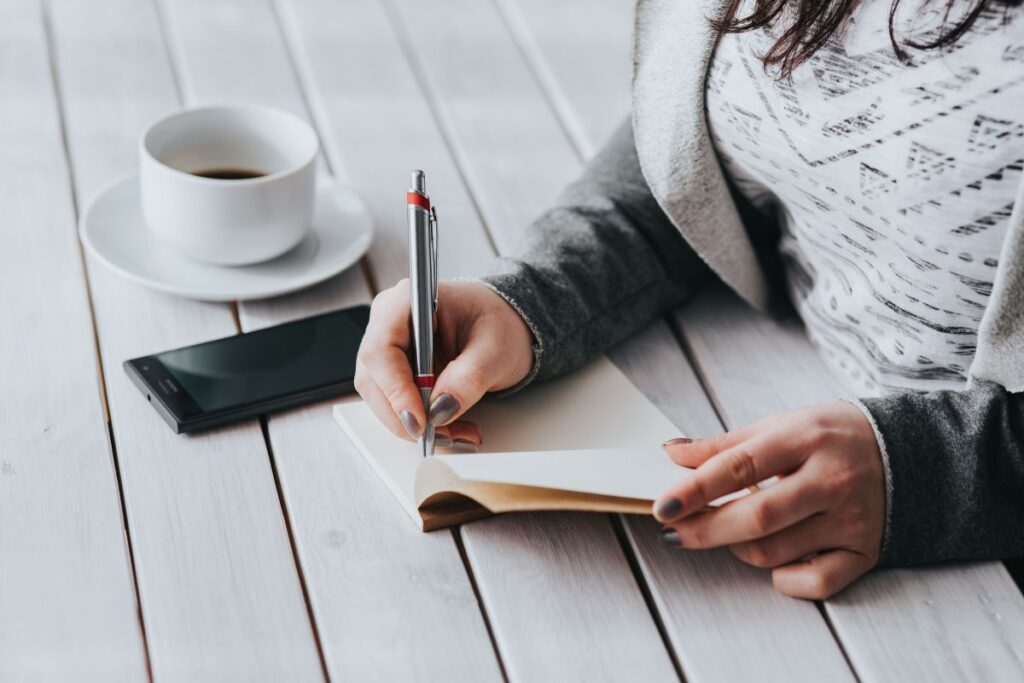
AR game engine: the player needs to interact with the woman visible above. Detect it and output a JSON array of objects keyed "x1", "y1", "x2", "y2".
[{"x1": 355, "y1": 0, "x2": 1024, "y2": 599}]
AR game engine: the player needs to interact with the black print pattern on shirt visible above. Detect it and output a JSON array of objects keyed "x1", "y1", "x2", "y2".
[{"x1": 706, "y1": 2, "x2": 1023, "y2": 395}]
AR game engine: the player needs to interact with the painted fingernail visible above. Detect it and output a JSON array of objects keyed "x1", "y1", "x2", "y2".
[
  {"x1": 400, "y1": 410, "x2": 421, "y2": 439},
  {"x1": 661, "y1": 437, "x2": 693, "y2": 448},
  {"x1": 659, "y1": 530, "x2": 682, "y2": 548},
  {"x1": 428, "y1": 393, "x2": 461, "y2": 427},
  {"x1": 435, "y1": 435, "x2": 454, "y2": 449},
  {"x1": 653, "y1": 497, "x2": 684, "y2": 522}
]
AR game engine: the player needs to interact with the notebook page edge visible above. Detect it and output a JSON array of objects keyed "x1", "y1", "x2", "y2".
[{"x1": 332, "y1": 402, "x2": 425, "y2": 529}]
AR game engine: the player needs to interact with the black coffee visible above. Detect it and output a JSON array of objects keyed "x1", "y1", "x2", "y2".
[{"x1": 191, "y1": 168, "x2": 267, "y2": 180}]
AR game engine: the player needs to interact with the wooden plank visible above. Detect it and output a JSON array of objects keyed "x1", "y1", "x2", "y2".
[
  {"x1": 679, "y1": 290, "x2": 1024, "y2": 682},
  {"x1": 494, "y1": 0, "x2": 634, "y2": 158},
  {"x1": 384, "y1": 1, "x2": 857, "y2": 681},
  {"x1": 277, "y1": 0, "x2": 675, "y2": 679},
  {"x1": 458, "y1": 513, "x2": 673, "y2": 681},
  {"x1": 46, "y1": 0, "x2": 323, "y2": 679},
  {"x1": 501, "y1": 0, "x2": 1024, "y2": 678},
  {"x1": 830, "y1": 562, "x2": 1024, "y2": 681},
  {"x1": 0, "y1": 2, "x2": 148, "y2": 679},
  {"x1": 387, "y1": 0, "x2": 860, "y2": 679},
  {"x1": 277, "y1": 0, "x2": 496, "y2": 285},
  {"x1": 158, "y1": 0, "x2": 505, "y2": 678},
  {"x1": 678, "y1": 287, "x2": 848, "y2": 426}
]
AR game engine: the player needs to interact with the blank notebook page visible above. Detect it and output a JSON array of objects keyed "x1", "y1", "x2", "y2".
[{"x1": 334, "y1": 356, "x2": 687, "y2": 518}]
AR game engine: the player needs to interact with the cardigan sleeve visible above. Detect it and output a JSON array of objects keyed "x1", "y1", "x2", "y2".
[
  {"x1": 859, "y1": 381, "x2": 1024, "y2": 566},
  {"x1": 475, "y1": 119, "x2": 714, "y2": 386},
  {"x1": 475, "y1": 120, "x2": 1024, "y2": 570}
]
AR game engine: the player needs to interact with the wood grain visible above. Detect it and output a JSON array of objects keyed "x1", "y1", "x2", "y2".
[
  {"x1": 159, "y1": 0, "x2": 505, "y2": 677},
  {"x1": 503, "y1": 3, "x2": 1024, "y2": 680},
  {"x1": 494, "y1": 0, "x2": 634, "y2": 158},
  {"x1": 278, "y1": 0, "x2": 682, "y2": 678},
  {"x1": 277, "y1": 0, "x2": 497, "y2": 286},
  {"x1": 46, "y1": 0, "x2": 323, "y2": 679},
  {"x1": 461, "y1": 512, "x2": 675, "y2": 681},
  {"x1": 0, "y1": 2, "x2": 148, "y2": 679},
  {"x1": 677, "y1": 286, "x2": 848, "y2": 425},
  {"x1": 680, "y1": 290, "x2": 1024, "y2": 681},
  {"x1": 386, "y1": 0, "x2": 855, "y2": 680},
  {"x1": 830, "y1": 562, "x2": 1024, "y2": 681}
]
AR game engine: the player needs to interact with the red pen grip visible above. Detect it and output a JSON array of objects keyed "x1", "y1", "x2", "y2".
[
  {"x1": 406, "y1": 192, "x2": 431, "y2": 210},
  {"x1": 415, "y1": 375, "x2": 436, "y2": 389}
]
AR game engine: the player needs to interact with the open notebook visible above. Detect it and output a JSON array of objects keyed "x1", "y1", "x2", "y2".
[{"x1": 333, "y1": 357, "x2": 747, "y2": 530}]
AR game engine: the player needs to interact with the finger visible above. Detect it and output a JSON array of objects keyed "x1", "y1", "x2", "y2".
[
  {"x1": 428, "y1": 344, "x2": 502, "y2": 427},
  {"x1": 653, "y1": 429, "x2": 808, "y2": 523},
  {"x1": 358, "y1": 282, "x2": 426, "y2": 427},
  {"x1": 359, "y1": 343, "x2": 426, "y2": 431},
  {"x1": 661, "y1": 438, "x2": 709, "y2": 468},
  {"x1": 729, "y1": 513, "x2": 838, "y2": 569},
  {"x1": 354, "y1": 366, "x2": 411, "y2": 440},
  {"x1": 667, "y1": 471, "x2": 829, "y2": 548},
  {"x1": 436, "y1": 420, "x2": 483, "y2": 446},
  {"x1": 662, "y1": 424, "x2": 759, "y2": 468},
  {"x1": 771, "y1": 549, "x2": 875, "y2": 600}
]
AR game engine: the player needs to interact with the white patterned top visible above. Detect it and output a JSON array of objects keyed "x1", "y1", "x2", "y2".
[{"x1": 706, "y1": 0, "x2": 1024, "y2": 396}]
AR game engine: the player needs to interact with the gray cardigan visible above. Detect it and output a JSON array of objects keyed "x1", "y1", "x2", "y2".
[{"x1": 479, "y1": 0, "x2": 1024, "y2": 567}]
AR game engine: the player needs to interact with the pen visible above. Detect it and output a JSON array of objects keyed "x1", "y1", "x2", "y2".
[{"x1": 407, "y1": 170, "x2": 439, "y2": 457}]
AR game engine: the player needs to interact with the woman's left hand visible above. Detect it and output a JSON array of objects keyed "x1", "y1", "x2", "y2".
[{"x1": 654, "y1": 401, "x2": 886, "y2": 599}]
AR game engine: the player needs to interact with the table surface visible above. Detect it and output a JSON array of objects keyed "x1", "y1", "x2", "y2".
[{"x1": 3, "y1": 0, "x2": 1024, "y2": 680}]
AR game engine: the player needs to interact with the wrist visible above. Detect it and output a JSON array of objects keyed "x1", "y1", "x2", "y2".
[
  {"x1": 458, "y1": 276, "x2": 544, "y2": 396},
  {"x1": 841, "y1": 398, "x2": 893, "y2": 562}
]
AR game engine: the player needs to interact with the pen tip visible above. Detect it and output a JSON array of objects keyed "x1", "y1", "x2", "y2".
[{"x1": 411, "y1": 170, "x2": 426, "y2": 193}]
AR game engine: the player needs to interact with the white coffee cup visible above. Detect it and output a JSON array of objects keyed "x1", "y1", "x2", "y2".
[{"x1": 140, "y1": 105, "x2": 318, "y2": 266}]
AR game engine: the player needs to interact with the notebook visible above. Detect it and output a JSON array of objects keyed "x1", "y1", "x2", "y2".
[{"x1": 333, "y1": 356, "x2": 747, "y2": 530}]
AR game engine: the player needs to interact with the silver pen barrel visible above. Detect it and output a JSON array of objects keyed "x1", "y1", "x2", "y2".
[{"x1": 409, "y1": 170, "x2": 435, "y2": 456}]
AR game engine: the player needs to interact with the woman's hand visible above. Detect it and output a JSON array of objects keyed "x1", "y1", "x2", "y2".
[
  {"x1": 654, "y1": 402, "x2": 886, "y2": 599},
  {"x1": 354, "y1": 279, "x2": 535, "y2": 447}
]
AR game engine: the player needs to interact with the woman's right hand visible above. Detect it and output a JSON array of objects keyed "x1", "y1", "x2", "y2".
[{"x1": 354, "y1": 279, "x2": 535, "y2": 447}]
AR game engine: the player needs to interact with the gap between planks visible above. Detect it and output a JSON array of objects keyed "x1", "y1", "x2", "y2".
[
  {"x1": 266, "y1": 0, "x2": 382, "y2": 299},
  {"x1": 492, "y1": 0, "x2": 592, "y2": 161},
  {"x1": 499, "y1": 7, "x2": 859, "y2": 674},
  {"x1": 39, "y1": 0, "x2": 154, "y2": 678},
  {"x1": 486, "y1": 1, "x2": 765, "y2": 673},
  {"x1": 264, "y1": 0, "x2": 512, "y2": 675},
  {"x1": 608, "y1": 514, "x2": 687, "y2": 682},
  {"x1": 451, "y1": 528, "x2": 511, "y2": 683},
  {"x1": 349, "y1": 0, "x2": 560, "y2": 675},
  {"x1": 481, "y1": 1, "x2": 861, "y2": 679},
  {"x1": 377, "y1": 2, "x2": 696, "y2": 679},
  {"x1": 55, "y1": 0, "x2": 330, "y2": 675},
  {"x1": 377, "y1": 0, "x2": 501, "y2": 259},
  {"x1": 39, "y1": 0, "x2": 113, "y2": 425},
  {"x1": 150, "y1": 0, "x2": 344, "y2": 675},
  {"x1": 156, "y1": 0, "x2": 511, "y2": 676},
  {"x1": 259, "y1": 417, "x2": 331, "y2": 682}
]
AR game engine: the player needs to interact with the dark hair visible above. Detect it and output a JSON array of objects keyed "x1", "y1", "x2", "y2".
[{"x1": 713, "y1": 0, "x2": 1023, "y2": 78}]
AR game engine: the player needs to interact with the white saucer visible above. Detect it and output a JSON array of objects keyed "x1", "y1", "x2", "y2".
[{"x1": 80, "y1": 173, "x2": 374, "y2": 301}]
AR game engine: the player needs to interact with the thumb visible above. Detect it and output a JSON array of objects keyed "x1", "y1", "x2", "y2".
[{"x1": 427, "y1": 345, "x2": 499, "y2": 427}]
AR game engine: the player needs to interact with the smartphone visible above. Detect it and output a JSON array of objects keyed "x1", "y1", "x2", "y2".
[{"x1": 124, "y1": 305, "x2": 370, "y2": 434}]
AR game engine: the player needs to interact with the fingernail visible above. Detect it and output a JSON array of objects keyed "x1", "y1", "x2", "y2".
[
  {"x1": 653, "y1": 497, "x2": 683, "y2": 522},
  {"x1": 661, "y1": 437, "x2": 693, "y2": 448},
  {"x1": 428, "y1": 393, "x2": 460, "y2": 427},
  {"x1": 400, "y1": 410, "x2": 421, "y2": 439},
  {"x1": 450, "y1": 438, "x2": 479, "y2": 453},
  {"x1": 435, "y1": 435, "x2": 454, "y2": 449},
  {"x1": 659, "y1": 530, "x2": 682, "y2": 547}
]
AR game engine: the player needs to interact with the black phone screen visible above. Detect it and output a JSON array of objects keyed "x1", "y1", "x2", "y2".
[{"x1": 126, "y1": 305, "x2": 370, "y2": 431}]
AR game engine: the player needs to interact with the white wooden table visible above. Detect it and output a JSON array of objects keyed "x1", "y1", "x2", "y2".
[{"x1": 4, "y1": 0, "x2": 1024, "y2": 680}]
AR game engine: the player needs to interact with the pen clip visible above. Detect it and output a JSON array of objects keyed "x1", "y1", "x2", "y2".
[{"x1": 429, "y1": 206, "x2": 439, "y2": 311}]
